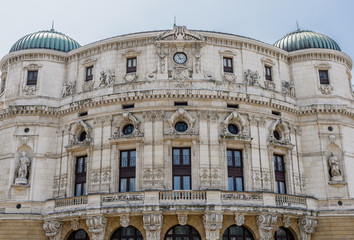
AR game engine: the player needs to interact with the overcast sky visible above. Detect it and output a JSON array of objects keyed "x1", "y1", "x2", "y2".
[{"x1": 1, "y1": 0, "x2": 353, "y2": 71}]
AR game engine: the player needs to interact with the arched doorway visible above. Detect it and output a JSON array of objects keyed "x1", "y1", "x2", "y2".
[
  {"x1": 165, "y1": 225, "x2": 201, "y2": 240},
  {"x1": 274, "y1": 227, "x2": 295, "y2": 240},
  {"x1": 222, "y1": 225, "x2": 254, "y2": 240},
  {"x1": 110, "y1": 226, "x2": 143, "y2": 240},
  {"x1": 67, "y1": 229, "x2": 89, "y2": 240}
]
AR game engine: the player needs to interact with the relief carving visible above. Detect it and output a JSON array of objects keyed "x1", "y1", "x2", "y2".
[
  {"x1": 23, "y1": 85, "x2": 37, "y2": 95},
  {"x1": 112, "y1": 113, "x2": 143, "y2": 139},
  {"x1": 167, "y1": 109, "x2": 196, "y2": 135},
  {"x1": 86, "y1": 215, "x2": 107, "y2": 240},
  {"x1": 62, "y1": 81, "x2": 76, "y2": 97},
  {"x1": 257, "y1": 214, "x2": 277, "y2": 240},
  {"x1": 143, "y1": 168, "x2": 165, "y2": 189},
  {"x1": 235, "y1": 213, "x2": 245, "y2": 226},
  {"x1": 143, "y1": 213, "x2": 163, "y2": 240},
  {"x1": 221, "y1": 111, "x2": 249, "y2": 139},
  {"x1": 43, "y1": 221, "x2": 62, "y2": 240},
  {"x1": 298, "y1": 217, "x2": 317, "y2": 240},
  {"x1": 264, "y1": 80, "x2": 276, "y2": 90},
  {"x1": 244, "y1": 69, "x2": 260, "y2": 86},
  {"x1": 223, "y1": 73, "x2": 236, "y2": 83},
  {"x1": 203, "y1": 212, "x2": 223, "y2": 240},
  {"x1": 319, "y1": 84, "x2": 333, "y2": 95},
  {"x1": 99, "y1": 70, "x2": 115, "y2": 87},
  {"x1": 120, "y1": 215, "x2": 130, "y2": 227},
  {"x1": 177, "y1": 213, "x2": 188, "y2": 225},
  {"x1": 124, "y1": 73, "x2": 138, "y2": 82},
  {"x1": 281, "y1": 81, "x2": 296, "y2": 97},
  {"x1": 156, "y1": 25, "x2": 204, "y2": 41},
  {"x1": 82, "y1": 80, "x2": 94, "y2": 92}
]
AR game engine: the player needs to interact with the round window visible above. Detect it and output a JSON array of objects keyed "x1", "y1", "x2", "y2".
[
  {"x1": 78, "y1": 131, "x2": 87, "y2": 142},
  {"x1": 228, "y1": 124, "x2": 239, "y2": 135},
  {"x1": 273, "y1": 130, "x2": 281, "y2": 140},
  {"x1": 123, "y1": 124, "x2": 134, "y2": 135},
  {"x1": 175, "y1": 121, "x2": 188, "y2": 133}
]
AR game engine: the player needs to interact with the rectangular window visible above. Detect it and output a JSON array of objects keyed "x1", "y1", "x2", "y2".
[
  {"x1": 265, "y1": 66, "x2": 272, "y2": 80},
  {"x1": 75, "y1": 156, "x2": 87, "y2": 196},
  {"x1": 173, "y1": 148, "x2": 191, "y2": 190},
  {"x1": 274, "y1": 154, "x2": 286, "y2": 194},
  {"x1": 127, "y1": 57, "x2": 137, "y2": 73},
  {"x1": 319, "y1": 70, "x2": 329, "y2": 84},
  {"x1": 119, "y1": 150, "x2": 136, "y2": 192},
  {"x1": 223, "y1": 57, "x2": 233, "y2": 73},
  {"x1": 227, "y1": 149, "x2": 244, "y2": 191},
  {"x1": 27, "y1": 70, "x2": 38, "y2": 86},
  {"x1": 86, "y1": 66, "x2": 93, "y2": 81}
]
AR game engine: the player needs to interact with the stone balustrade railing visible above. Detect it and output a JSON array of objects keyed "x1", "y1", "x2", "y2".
[{"x1": 42, "y1": 191, "x2": 317, "y2": 215}]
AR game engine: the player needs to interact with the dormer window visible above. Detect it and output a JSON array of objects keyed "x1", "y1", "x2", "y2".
[
  {"x1": 319, "y1": 70, "x2": 329, "y2": 85},
  {"x1": 86, "y1": 66, "x2": 93, "y2": 81},
  {"x1": 27, "y1": 71, "x2": 38, "y2": 86},
  {"x1": 265, "y1": 66, "x2": 272, "y2": 81},
  {"x1": 127, "y1": 57, "x2": 137, "y2": 73},
  {"x1": 223, "y1": 57, "x2": 233, "y2": 73}
]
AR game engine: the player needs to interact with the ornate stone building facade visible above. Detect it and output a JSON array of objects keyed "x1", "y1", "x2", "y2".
[{"x1": 0, "y1": 26, "x2": 353, "y2": 239}]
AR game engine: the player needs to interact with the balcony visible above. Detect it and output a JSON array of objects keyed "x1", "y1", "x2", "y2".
[{"x1": 47, "y1": 191, "x2": 316, "y2": 216}]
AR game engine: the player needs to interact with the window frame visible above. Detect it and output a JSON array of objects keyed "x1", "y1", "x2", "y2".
[
  {"x1": 127, "y1": 57, "x2": 137, "y2": 73},
  {"x1": 223, "y1": 57, "x2": 234, "y2": 73},
  {"x1": 227, "y1": 149, "x2": 244, "y2": 191},
  {"x1": 319, "y1": 69, "x2": 329, "y2": 85},
  {"x1": 265, "y1": 65, "x2": 272, "y2": 81},
  {"x1": 86, "y1": 66, "x2": 93, "y2": 81},
  {"x1": 26, "y1": 70, "x2": 38, "y2": 86},
  {"x1": 119, "y1": 149, "x2": 136, "y2": 192},
  {"x1": 172, "y1": 147, "x2": 191, "y2": 190},
  {"x1": 274, "y1": 154, "x2": 286, "y2": 194},
  {"x1": 75, "y1": 156, "x2": 87, "y2": 197}
]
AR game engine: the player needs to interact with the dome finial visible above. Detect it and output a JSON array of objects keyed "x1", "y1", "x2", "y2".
[
  {"x1": 51, "y1": 21, "x2": 55, "y2": 32},
  {"x1": 296, "y1": 20, "x2": 300, "y2": 31},
  {"x1": 173, "y1": 16, "x2": 176, "y2": 27}
]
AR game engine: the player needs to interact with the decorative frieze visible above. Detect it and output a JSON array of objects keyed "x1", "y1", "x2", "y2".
[
  {"x1": 257, "y1": 214, "x2": 277, "y2": 240},
  {"x1": 203, "y1": 212, "x2": 223, "y2": 240},
  {"x1": 143, "y1": 213, "x2": 163, "y2": 240},
  {"x1": 43, "y1": 221, "x2": 62, "y2": 240},
  {"x1": 86, "y1": 215, "x2": 107, "y2": 240}
]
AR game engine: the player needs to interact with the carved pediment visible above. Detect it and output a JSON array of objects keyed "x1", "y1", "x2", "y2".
[{"x1": 156, "y1": 26, "x2": 204, "y2": 42}]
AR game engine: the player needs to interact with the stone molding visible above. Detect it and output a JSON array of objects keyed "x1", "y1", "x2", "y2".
[
  {"x1": 43, "y1": 220, "x2": 62, "y2": 240},
  {"x1": 167, "y1": 108, "x2": 196, "y2": 135},
  {"x1": 257, "y1": 214, "x2": 277, "y2": 240},
  {"x1": 112, "y1": 113, "x2": 143, "y2": 139},
  {"x1": 143, "y1": 213, "x2": 163, "y2": 240},
  {"x1": 298, "y1": 216, "x2": 317, "y2": 240},
  {"x1": 86, "y1": 215, "x2": 107, "y2": 240},
  {"x1": 203, "y1": 212, "x2": 223, "y2": 240},
  {"x1": 220, "y1": 111, "x2": 249, "y2": 138}
]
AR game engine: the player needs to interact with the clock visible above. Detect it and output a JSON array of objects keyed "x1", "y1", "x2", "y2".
[{"x1": 173, "y1": 52, "x2": 187, "y2": 64}]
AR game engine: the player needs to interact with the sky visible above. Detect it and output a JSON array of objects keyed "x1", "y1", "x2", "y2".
[{"x1": 1, "y1": 0, "x2": 354, "y2": 72}]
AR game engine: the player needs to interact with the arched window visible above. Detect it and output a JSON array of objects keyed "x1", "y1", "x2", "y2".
[
  {"x1": 223, "y1": 225, "x2": 254, "y2": 240},
  {"x1": 165, "y1": 225, "x2": 201, "y2": 240},
  {"x1": 274, "y1": 227, "x2": 295, "y2": 240},
  {"x1": 110, "y1": 226, "x2": 143, "y2": 240},
  {"x1": 67, "y1": 229, "x2": 89, "y2": 240}
]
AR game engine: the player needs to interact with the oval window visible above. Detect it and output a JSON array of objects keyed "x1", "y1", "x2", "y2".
[
  {"x1": 273, "y1": 130, "x2": 281, "y2": 140},
  {"x1": 78, "y1": 131, "x2": 87, "y2": 142},
  {"x1": 123, "y1": 124, "x2": 134, "y2": 135},
  {"x1": 175, "y1": 122, "x2": 188, "y2": 133},
  {"x1": 228, "y1": 124, "x2": 239, "y2": 135}
]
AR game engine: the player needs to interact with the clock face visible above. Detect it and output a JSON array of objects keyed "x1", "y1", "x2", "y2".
[{"x1": 173, "y1": 52, "x2": 187, "y2": 64}]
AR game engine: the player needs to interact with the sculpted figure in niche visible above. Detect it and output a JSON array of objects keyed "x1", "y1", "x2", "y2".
[
  {"x1": 15, "y1": 152, "x2": 31, "y2": 184},
  {"x1": 329, "y1": 153, "x2": 341, "y2": 177}
]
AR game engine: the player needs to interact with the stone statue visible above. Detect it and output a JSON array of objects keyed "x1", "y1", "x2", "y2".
[
  {"x1": 15, "y1": 152, "x2": 31, "y2": 184},
  {"x1": 244, "y1": 69, "x2": 260, "y2": 86},
  {"x1": 62, "y1": 81, "x2": 76, "y2": 97},
  {"x1": 329, "y1": 153, "x2": 341, "y2": 178}
]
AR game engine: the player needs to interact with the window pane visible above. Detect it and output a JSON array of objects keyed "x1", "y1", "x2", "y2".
[
  {"x1": 75, "y1": 184, "x2": 81, "y2": 196},
  {"x1": 121, "y1": 152, "x2": 128, "y2": 167},
  {"x1": 173, "y1": 149, "x2": 180, "y2": 165},
  {"x1": 174, "y1": 176, "x2": 181, "y2": 190},
  {"x1": 129, "y1": 178, "x2": 135, "y2": 191},
  {"x1": 82, "y1": 183, "x2": 86, "y2": 195},
  {"x1": 120, "y1": 179, "x2": 127, "y2": 192},
  {"x1": 228, "y1": 177, "x2": 234, "y2": 191},
  {"x1": 275, "y1": 181, "x2": 279, "y2": 193},
  {"x1": 236, "y1": 177, "x2": 243, "y2": 191},
  {"x1": 279, "y1": 181, "x2": 286, "y2": 194},
  {"x1": 77, "y1": 158, "x2": 83, "y2": 173},
  {"x1": 130, "y1": 151, "x2": 136, "y2": 167},
  {"x1": 277, "y1": 157, "x2": 283, "y2": 171},
  {"x1": 183, "y1": 149, "x2": 190, "y2": 165},
  {"x1": 227, "y1": 150, "x2": 233, "y2": 166},
  {"x1": 133, "y1": 58, "x2": 136, "y2": 66},
  {"x1": 183, "y1": 176, "x2": 191, "y2": 190}
]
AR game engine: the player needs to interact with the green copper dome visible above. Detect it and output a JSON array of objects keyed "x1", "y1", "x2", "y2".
[
  {"x1": 10, "y1": 29, "x2": 81, "y2": 53},
  {"x1": 274, "y1": 30, "x2": 341, "y2": 52}
]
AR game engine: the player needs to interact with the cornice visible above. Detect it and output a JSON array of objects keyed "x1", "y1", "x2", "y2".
[{"x1": 0, "y1": 90, "x2": 353, "y2": 119}]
